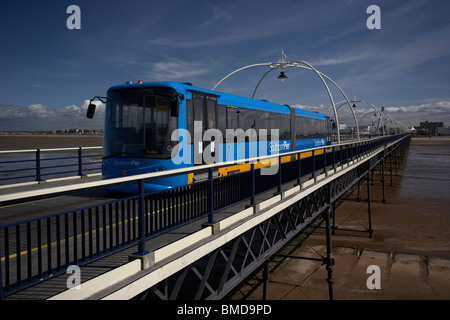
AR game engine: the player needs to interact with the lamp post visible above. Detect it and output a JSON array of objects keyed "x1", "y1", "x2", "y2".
[{"x1": 212, "y1": 50, "x2": 348, "y2": 144}]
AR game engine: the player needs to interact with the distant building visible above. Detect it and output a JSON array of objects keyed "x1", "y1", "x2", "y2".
[
  {"x1": 436, "y1": 127, "x2": 450, "y2": 136},
  {"x1": 416, "y1": 121, "x2": 445, "y2": 135},
  {"x1": 419, "y1": 121, "x2": 443, "y2": 131}
]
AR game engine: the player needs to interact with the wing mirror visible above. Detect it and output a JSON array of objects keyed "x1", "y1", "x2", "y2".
[
  {"x1": 86, "y1": 96, "x2": 109, "y2": 119},
  {"x1": 86, "y1": 103, "x2": 96, "y2": 119}
]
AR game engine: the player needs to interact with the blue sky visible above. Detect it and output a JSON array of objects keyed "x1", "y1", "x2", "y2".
[{"x1": 1, "y1": 0, "x2": 450, "y2": 130}]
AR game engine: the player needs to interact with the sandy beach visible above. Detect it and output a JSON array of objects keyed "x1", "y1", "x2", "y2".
[
  {"x1": 230, "y1": 136, "x2": 450, "y2": 300},
  {"x1": 0, "y1": 134, "x2": 103, "y2": 150}
]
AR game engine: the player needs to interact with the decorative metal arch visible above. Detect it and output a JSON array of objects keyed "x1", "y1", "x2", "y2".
[
  {"x1": 211, "y1": 51, "x2": 353, "y2": 144},
  {"x1": 351, "y1": 100, "x2": 386, "y2": 136}
]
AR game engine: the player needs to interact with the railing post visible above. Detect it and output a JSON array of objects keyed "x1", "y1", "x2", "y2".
[
  {"x1": 277, "y1": 155, "x2": 282, "y2": 195},
  {"x1": 346, "y1": 145, "x2": 349, "y2": 164},
  {"x1": 35, "y1": 149, "x2": 42, "y2": 181},
  {"x1": 0, "y1": 244, "x2": 3, "y2": 300},
  {"x1": 312, "y1": 150, "x2": 316, "y2": 180},
  {"x1": 297, "y1": 152, "x2": 302, "y2": 186},
  {"x1": 332, "y1": 146, "x2": 336, "y2": 172},
  {"x1": 138, "y1": 179, "x2": 147, "y2": 254},
  {"x1": 208, "y1": 167, "x2": 215, "y2": 224},
  {"x1": 351, "y1": 143, "x2": 354, "y2": 162},
  {"x1": 77, "y1": 147, "x2": 84, "y2": 177},
  {"x1": 250, "y1": 163, "x2": 256, "y2": 206}
]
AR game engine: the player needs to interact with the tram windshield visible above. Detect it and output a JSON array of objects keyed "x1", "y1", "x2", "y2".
[{"x1": 104, "y1": 88, "x2": 178, "y2": 159}]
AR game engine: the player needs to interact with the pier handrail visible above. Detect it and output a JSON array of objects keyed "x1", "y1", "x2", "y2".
[
  {"x1": 0, "y1": 146, "x2": 102, "y2": 186},
  {"x1": 0, "y1": 146, "x2": 102, "y2": 154},
  {"x1": 0, "y1": 136, "x2": 397, "y2": 205}
]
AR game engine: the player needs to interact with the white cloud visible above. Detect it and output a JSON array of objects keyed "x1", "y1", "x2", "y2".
[
  {"x1": 293, "y1": 101, "x2": 450, "y2": 128},
  {"x1": 384, "y1": 101, "x2": 450, "y2": 115},
  {"x1": 61, "y1": 100, "x2": 105, "y2": 118},
  {"x1": 0, "y1": 101, "x2": 105, "y2": 131},
  {"x1": 145, "y1": 58, "x2": 211, "y2": 80},
  {"x1": 28, "y1": 104, "x2": 56, "y2": 118},
  {"x1": 310, "y1": 52, "x2": 372, "y2": 67},
  {"x1": 199, "y1": 4, "x2": 232, "y2": 27}
]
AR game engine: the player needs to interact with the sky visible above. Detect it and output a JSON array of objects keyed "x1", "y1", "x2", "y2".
[{"x1": 0, "y1": 0, "x2": 450, "y2": 131}]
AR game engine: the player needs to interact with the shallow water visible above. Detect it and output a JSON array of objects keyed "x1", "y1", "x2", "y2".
[{"x1": 399, "y1": 136, "x2": 450, "y2": 201}]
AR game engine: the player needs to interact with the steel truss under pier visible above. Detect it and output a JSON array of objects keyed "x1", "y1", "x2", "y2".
[
  {"x1": 139, "y1": 186, "x2": 332, "y2": 300},
  {"x1": 131, "y1": 136, "x2": 411, "y2": 300}
]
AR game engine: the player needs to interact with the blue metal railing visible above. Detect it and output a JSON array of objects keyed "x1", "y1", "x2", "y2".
[
  {"x1": 0, "y1": 146, "x2": 102, "y2": 185},
  {"x1": 0, "y1": 134, "x2": 410, "y2": 298}
]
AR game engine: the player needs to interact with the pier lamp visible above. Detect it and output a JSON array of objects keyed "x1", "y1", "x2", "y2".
[{"x1": 277, "y1": 71, "x2": 288, "y2": 81}]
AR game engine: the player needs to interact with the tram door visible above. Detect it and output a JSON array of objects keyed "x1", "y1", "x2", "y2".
[{"x1": 192, "y1": 93, "x2": 217, "y2": 174}]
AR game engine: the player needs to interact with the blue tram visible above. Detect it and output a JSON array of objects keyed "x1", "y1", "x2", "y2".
[{"x1": 88, "y1": 81, "x2": 331, "y2": 193}]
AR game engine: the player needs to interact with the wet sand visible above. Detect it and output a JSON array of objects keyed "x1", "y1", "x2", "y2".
[
  {"x1": 0, "y1": 134, "x2": 103, "y2": 150},
  {"x1": 230, "y1": 136, "x2": 450, "y2": 300}
]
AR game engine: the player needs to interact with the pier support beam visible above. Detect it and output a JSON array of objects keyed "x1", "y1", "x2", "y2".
[
  {"x1": 389, "y1": 151, "x2": 393, "y2": 186},
  {"x1": 381, "y1": 157, "x2": 386, "y2": 204},
  {"x1": 324, "y1": 206, "x2": 334, "y2": 300},
  {"x1": 367, "y1": 172, "x2": 373, "y2": 238},
  {"x1": 263, "y1": 260, "x2": 269, "y2": 300}
]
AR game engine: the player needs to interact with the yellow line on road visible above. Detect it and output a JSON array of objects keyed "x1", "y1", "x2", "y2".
[
  {"x1": 0, "y1": 199, "x2": 196, "y2": 262},
  {"x1": 0, "y1": 195, "x2": 65, "y2": 209}
]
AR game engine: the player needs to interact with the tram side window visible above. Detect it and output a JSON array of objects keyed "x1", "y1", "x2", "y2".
[
  {"x1": 309, "y1": 119, "x2": 319, "y2": 138},
  {"x1": 256, "y1": 111, "x2": 289, "y2": 141},
  {"x1": 240, "y1": 109, "x2": 256, "y2": 130},
  {"x1": 217, "y1": 104, "x2": 227, "y2": 137},
  {"x1": 186, "y1": 100, "x2": 193, "y2": 137},
  {"x1": 312, "y1": 118, "x2": 318, "y2": 138},
  {"x1": 224, "y1": 107, "x2": 291, "y2": 141},
  {"x1": 296, "y1": 116, "x2": 326, "y2": 139},
  {"x1": 279, "y1": 113, "x2": 291, "y2": 140},
  {"x1": 227, "y1": 106, "x2": 240, "y2": 130},
  {"x1": 193, "y1": 96, "x2": 204, "y2": 128},
  {"x1": 256, "y1": 110, "x2": 269, "y2": 141},
  {"x1": 295, "y1": 116, "x2": 306, "y2": 139},
  {"x1": 267, "y1": 112, "x2": 280, "y2": 140},
  {"x1": 326, "y1": 118, "x2": 331, "y2": 137},
  {"x1": 206, "y1": 96, "x2": 216, "y2": 130},
  {"x1": 239, "y1": 108, "x2": 257, "y2": 142},
  {"x1": 320, "y1": 119, "x2": 327, "y2": 138},
  {"x1": 295, "y1": 116, "x2": 301, "y2": 139}
]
